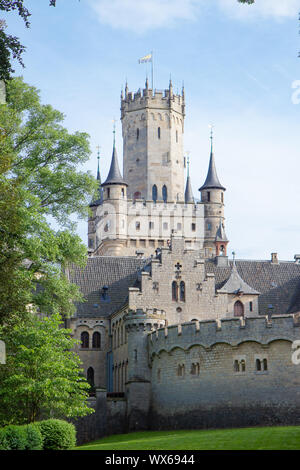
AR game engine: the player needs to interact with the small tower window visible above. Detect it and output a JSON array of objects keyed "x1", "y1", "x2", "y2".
[
  {"x1": 107, "y1": 188, "x2": 110, "y2": 199},
  {"x1": 207, "y1": 191, "x2": 210, "y2": 202},
  {"x1": 149, "y1": 221, "x2": 154, "y2": 230},
  {"x1": 81, "y1": 331, "x2": 89, "y2": 349},
  {"x1": 172, "y1": 281, "x2": 178, "y2": 302},
  {"x1": 256, "y1": 359, "x2": 262, "y2": 371},
  {"x1": 137, "y1": 128, "x2": 139, "y2": 140},
  {"x1": 180, "y1": 281, "x2": 185, "y2": 302},
  {"x1": 191, "y1": 223, "x2": 196, "y2": 232},
  {"x1": 221, "y1": 192, "x2": 224, "y2": 203},
  {"x1": 87, "y1": 367, "x2": 94, "y2": 388},
  {"x1": 136, "y1": 221, "x2": 140, "y2": 231},
  {"x1": 152, "y1": 185, "x2": 157, "y2": 203},
  {"x1": 249, "y1": 301, "x2": 253, "y2": 312},
  {"x1": 162, "y1": 185, "x2": 168, "y2": 203},
  {"x1": 158, "y1": 127, "x2": 161, "y2": 139},
  {"x1": 207, "y1": 223, "x2": 211, "y2": 231},
  {"x1": 121, "y1": 188, "x2": 125, "y2": 198}
]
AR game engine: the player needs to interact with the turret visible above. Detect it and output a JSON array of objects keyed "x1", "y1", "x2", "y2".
[
  {"x1": 102, "y1": 125, "x2": 128, "y2": 201},
  {"x1": 184, "y1": 156, "x2": 194, "y2": 204},
  {"x1": 88, "y1": 147, "x2": 103, "y2": 253},
  {"x1": 199, "y1": 129, "x2": 227, "y2": 258}
]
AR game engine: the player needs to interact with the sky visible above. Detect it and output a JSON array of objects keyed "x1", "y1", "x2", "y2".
[{"x1": 2, "y1": 0, "x2": 300, "y2": 261}]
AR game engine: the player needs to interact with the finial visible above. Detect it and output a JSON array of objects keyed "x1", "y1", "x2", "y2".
[
  {"x1": 112, "y1": 118, "x2": 116, "y2": 148},
  {"x1": 121, "y1": 87, "x2": 124, "y2": 100},
  {"x1": 185, "y1": 151, "x2": 191, "y2": 177},
  {"x1": 232, "y1": 251, "x2": 236, "y2": 266},
  {"x1": 125, "y1": 80, "x2": 128, "y2": 98},
  {"x1": 145, "y1": 76, "x2": 149, "y2": 89},
  {"x1": 96, "y1": 145, "x2": 101, "y2": 181},
  {"x1": 209, "y1": 124, "x2": 214, "y2": 153}
]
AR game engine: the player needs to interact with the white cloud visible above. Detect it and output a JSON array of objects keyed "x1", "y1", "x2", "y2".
[
  {"x1": 89, "y1": 0, "x2": 199, "y2": 34},
  {"x1": 217, "y1": 0, "x2": 300, "y2": 20},
  {"x1": 89, "y1": 0, "x2": 299, "y2": 33}
]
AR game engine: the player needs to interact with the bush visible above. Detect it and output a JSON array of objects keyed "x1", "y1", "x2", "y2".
[
  {"x1": 37, "y1": 419, "x2": 76, "y2": 450},
  {"x1": 24, "y1": 424, "x2": 43, "y2": 450},
  {"x1": 0, "y1": 428, "x2": 10, "y2": 450},
  {"x1": 2, "y1": 425, "x2": 27, "y2": 450}
]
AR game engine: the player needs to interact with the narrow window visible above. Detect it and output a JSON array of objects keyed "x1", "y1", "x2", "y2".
[
  {"x1": 191, "y1": 223, "x2": 196, "y2": 232},
  {"x1": 107, "y1": 188, "x2": 110, "y2": 199},
  {"x1": 263, "y1": 359, "x2": 268, "y2": 371},
  {"x1": 149, "y1": 221, "x2": 154, "y2": 230},
  {"x1": 137, "y1": 128, "x2": 139, "y2": 140},
  {"x1": 163, "y1": 222, "x2": 168, "y2": 230},
  {"x1": 256, "y1": 359, "x2": 262, "y2": 371},
  {"x1": 234, "y1": 360, "x2": 240, "y2": 372},
  {"x1": 121, "y1": 188, "x2": 125, "y2": 198},
  {"x1": 162, "y1": 185, "x2": 168, "y2": 203},
  {"x1": 176, "y1": 130, "x2": 178, "y2": 143},
  {"x1": 221, "y1": 192, "x2": 224, "y2": 203},
  {"x1": 152, "y1": 184, "x2": 158, "y2": 203},
  {"x1": 172, "y1": 281, "x2": 178, "y2": 301},
  {"x1": 249, "y1": 301, "x2": 253, "y2": 312},
  {"x1": 180, "y1": 281, "x2": 185, "y2": 302},
  {"x1": 207, "y1": 223, "x2": 211, "y2": 231},
  {"x1": 92, "y1": 332, "x2": 101, "y2": 349},
  {"x1": 177, "y1": 223, "x2": 182, "y2": 230},
  {"x1": 157, "y1": 369, "x2": 161, "y2": 383},
  {"x1": 158, "y1": 127, "x2": 161, "y2": 139},
  {"x1": 136, "y1": 221, "x2": 140, "y2": 231},
  {"x1": 207, "y1": 191, "x2": 210, "y2": 202},
  {"x1": 81, "y1": 331, "x2": 89, "y2": 349},
  {"x1": 241, "y1": 360, "x2": 246, "y2": 372}
]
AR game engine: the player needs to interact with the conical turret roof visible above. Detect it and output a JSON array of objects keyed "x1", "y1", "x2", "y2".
[
  {"x1": 185, "y1": 175, "x2": 194, "y2": 203},
  {"x1": 199, "y1": 133, "x2": 225, "y2": 191},
  {"x1": 219, "y1": 262, "x2": 260, "y2": 295},
  {"x1": 90, "y1": 150, "x2": 104, "y2": 207},
  {"x1": 216, "y1": 220, "x2": 228, "y2": 242},
  {"x1": 102, "y1": 138, "x2": 127, "y2": 187}
]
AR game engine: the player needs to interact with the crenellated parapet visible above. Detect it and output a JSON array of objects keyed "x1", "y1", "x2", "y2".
[
  {"x1": 124, "y1": 308, "x2": 166, "y2": 332},
  {"x1": 148, "y1": 314, "x2": 300, "y2": 359}
]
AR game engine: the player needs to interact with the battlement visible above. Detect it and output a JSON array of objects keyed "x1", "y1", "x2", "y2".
[
  {"x1": 121, "y1": 86, "x2": 184, "y2": 117},
  {"x1": 148, "y1": 315, "x2": 300, "y2": 357}
]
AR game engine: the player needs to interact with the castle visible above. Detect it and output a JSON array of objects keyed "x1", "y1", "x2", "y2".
[{"x1": 66, "y1": 80, "x2": 300, "y2": 440}]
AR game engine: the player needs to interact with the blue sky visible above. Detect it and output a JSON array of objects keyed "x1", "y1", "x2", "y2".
[{"x1": 2, "y1": 0, "x2": 300, "y2": 260}]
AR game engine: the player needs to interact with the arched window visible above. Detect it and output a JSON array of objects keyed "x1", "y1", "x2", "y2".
[
  {"x1": 107, "y1": 188, "x2": 110, "y2": 199},
  {"x1": 158, "y1": 127, "x2": 161, "y2": 139},
  {"x1": 92, "y1": 332, "x2": 101, "y2": 349},
  {"x1": 180, "y1": 281, "x2": 185, "y2": 302},
  {"x1": 263, "y1": 358, "x2": 268, "y2": 371},
  {"x1": 87, "y1": 367, "x2": 94, "y2": 388},
  {"x1": 162, "y1": 185, "x2": 168, "y2": 203},
  {"x1": 172, "y1": 281, "x2": 178, "y2": 302},
  {"x1": 256, "y1": 359, "x2": 262, "y2": 371},
  {"x1": 137, "y1": 128, "x2": 139, "y2": 140},
  {"x1": 152, "y1": 185, "x2": 157, "y2": 203},
  {"x1": 81, "y1": 331, "x2": 89, "y2": 349},
  {"x1": 234, "y1": 301, "x2": 244, "y2": 317}
]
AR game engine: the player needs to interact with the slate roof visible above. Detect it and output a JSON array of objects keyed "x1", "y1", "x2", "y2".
[
  {"x1": 184, "y1": 175, "x2": 194, "y2": 203},
  {"x1": 218, "y1": 263, "x2": 260, "y2": 295},
  {"x1": 67, "y1": 257, "x2": 149, "y2": 317},
  {"x1": 205, "y1": 259, "x2": 300, "y2": 316},
  {"x1": 198, "y1": 145, "x2": 225, "y2": 191},
  {"x1": 102, "y1": 146, "x2": 127, "y2": 187}
]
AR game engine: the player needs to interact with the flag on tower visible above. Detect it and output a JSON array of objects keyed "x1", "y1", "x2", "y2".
[{"x1": 138, "y1": 53, "x2": 152, "y2": 64}]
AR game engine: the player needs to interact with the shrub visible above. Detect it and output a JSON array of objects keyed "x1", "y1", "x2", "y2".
[
  {"x1": 0, "y1": 428, "x2": 10, "y2": 450},
  {"x1": 24, "y1": 423, "x2": 43, "y2": 450},
  {"x1": 37, "y1": 419, "x2": 76, "y2": 450},
  {"x1": 3, "y1": 425, "x2": 27, "y2": 450}
]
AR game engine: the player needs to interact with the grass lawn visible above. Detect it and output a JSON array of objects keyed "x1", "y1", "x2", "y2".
[{"x1": 75, "y1": 426, "x2": 300, "y2": 450}]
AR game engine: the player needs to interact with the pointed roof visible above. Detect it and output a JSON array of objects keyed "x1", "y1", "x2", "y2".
[
  {"x1": 219, "y1": 262, "x2": 260, "y2": 295},
  {"x1": 216, "y1": 220, "x2": 228, "y2": 242},
  {"x1": 184, "y1": 157, "x2": 194, "y2": 203},
  {"x1": 90, "y1": 148, "x2": 104, "y2": 207},
  {"x1": 199, "y1": 131, "x2": 225, "y2": 192},
  {"x1": 102, "y1": 129, "x2": 127, "y2": 187}
]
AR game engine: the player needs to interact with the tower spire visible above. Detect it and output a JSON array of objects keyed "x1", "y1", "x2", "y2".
[
  {"x1": 102, "y1": 123, "x2": 127, "y2": 187},
  {"x1": 199, "y1": 126, "x2": 225, "y2": 191},
  {"x1": 184, "y1": 155, "x2": 194, "y2": 204}
]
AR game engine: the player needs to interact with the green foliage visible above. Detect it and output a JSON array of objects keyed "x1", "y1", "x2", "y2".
[
  {"x1": 0, "y1": 428, "x2": 9, "y2": 449},
  {"x1": 0, "y1": 313, "x2": 93, "y2": 425},
  {"x1": 2, "y1": 424, "x2": 27, "y2": 450},
  {"x1": 24, "y1": 423, "x2": 43, "y2": 450},
  {"x1": 37, "y1": 419, "x2": 76, "y2": 450},
  {"x1": 0, "y1": 77, "x2": 97, "y2": 326}
]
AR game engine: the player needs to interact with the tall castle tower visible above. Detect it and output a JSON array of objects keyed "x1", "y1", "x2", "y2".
[{"x1": 121, "y1": 79, "x2": 185, "y2": 202}]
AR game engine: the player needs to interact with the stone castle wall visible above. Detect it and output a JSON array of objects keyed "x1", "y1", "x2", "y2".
[{"x1": 147, "y1": 315, "x2": 300, "y2": 429}]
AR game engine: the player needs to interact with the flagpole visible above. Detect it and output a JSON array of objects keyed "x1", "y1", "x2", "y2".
[{"x1": 151, "y1": 50, "x2": 154, "y2": 90}]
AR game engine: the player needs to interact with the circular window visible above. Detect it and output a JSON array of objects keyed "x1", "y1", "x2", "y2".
[{"x1": 176, "y1": 307, "x2": 182, "y2": 313}]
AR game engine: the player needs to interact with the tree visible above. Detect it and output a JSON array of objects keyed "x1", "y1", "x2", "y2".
[
  {"x1": 0, "y1": 77, "x2": 98, "y2": 326},
  {"x1": 0, "y1": 313, "x2": 93, "y2": 425}
]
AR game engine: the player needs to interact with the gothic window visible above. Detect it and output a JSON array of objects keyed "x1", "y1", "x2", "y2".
[
  {"x1": 234, "y1": 301, "x2": 244, "y2": 317},
  {"x1": 121, "y1": 188, "x2": 125, "y2": 198},
  {"x1": 191, "y1": 362, "x2": 200, "y2": 376},
  {"x1": 152, "y1": 185, "x2": 158, "y2": 203},
  {"x1": 241, "y1": 360, "x2": 246, "y2": 372},
  {"x1": 180, "y1": 281, "x2": 185, "y2": 302},
  {"x1": 136, "y1": 221, "x2": 141, "y2": 231},
  {"x1": 191, "y1": 223, "x2": 196, "y2": 232},
  {"x1": 263, "y1": 359, "x2": 268, "y2": 371},
  {"x1": 172, "y1": 281, "x2": 178, "y2": 302},
  {"x1": 137, "y1": 128, "x2": 139, "y2": 140},
  {"x1": 234, "y1": 360, "x2": 239, "y2": 372},
  {"x1": 158, "y1": 127, "x2": 161, "y2": 139},
  {"x1": 177, "y1": 364, "x2": 185, "y2": 377},
  {"x1": 256, "y1": 359, "x2": 262, "y2": 371},
  {"x1": 92, "y1": 332, "x2": 101, "y2": 349},
  {"x1": 162, "y1": 185, "x2": 168, "y2": 203},
  {"x1": 234, "y1": 358, "x2": 246, "y2": 373},
  {"x1": 87, "y1": 367, "x2": 94, "y2": 388},
  {"x1": 88, "y1": 238, "x2": 94, "y2": 248},
  {"x1": 81, "y1": 331, "x2": 89, "y2": 349},
  {"x1": 149, "y1": 221, "x2": 154, "y2": 230},
  {"x1": 207, "y1": 223, "x2": 211, "y2": 231},
  {"x1": 107, "y1": 188, "x2": 110, "y2": 199},
  {"x1": 207, "y1": 191, "x2": 210, "y2": 202}
]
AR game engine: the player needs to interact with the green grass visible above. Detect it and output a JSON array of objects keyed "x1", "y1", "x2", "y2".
[{"x1": 75, "y1": 426, "x2": 300, "y2": 450}]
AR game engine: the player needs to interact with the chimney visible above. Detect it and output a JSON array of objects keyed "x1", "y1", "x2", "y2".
[
  {"x1": 271, "y1": 253, "x2": 279, "y2": 265},
  {"x1": 294, "y1": 255, "x2": 300, "y2": 264}
]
